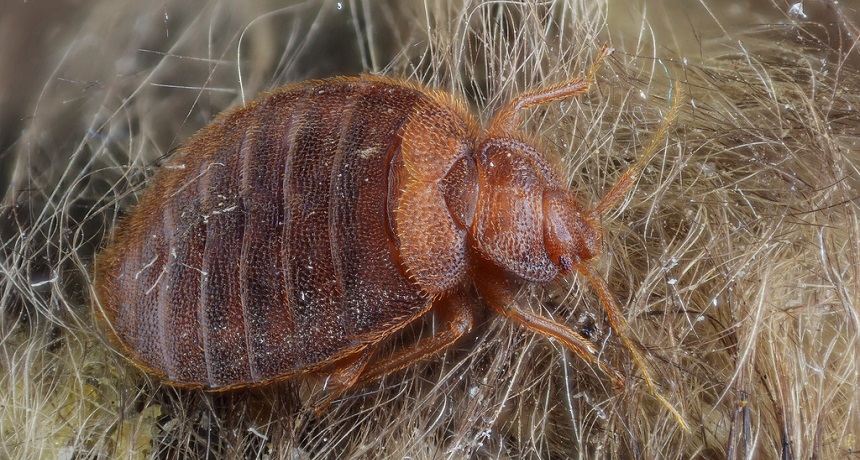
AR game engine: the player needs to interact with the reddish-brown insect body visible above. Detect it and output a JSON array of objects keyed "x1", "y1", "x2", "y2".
[{"x1": 95, "y1": 48, "x2": 683, "y2": 415}]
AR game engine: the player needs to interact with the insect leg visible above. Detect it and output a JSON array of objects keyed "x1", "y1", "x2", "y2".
[
  {"x1": 475, "y1": 272, "x2": 625, "y2": 387},
  {"x1": 312, "y1": 344, "x2": 377, "y2": 413},
  {"x1": 351, "y1": 288, "x2": 474, "y2": 388}
]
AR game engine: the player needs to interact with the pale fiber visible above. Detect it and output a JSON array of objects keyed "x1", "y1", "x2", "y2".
[{"x1": 1, "y1": 0, "x2": 858, "y2": 458}]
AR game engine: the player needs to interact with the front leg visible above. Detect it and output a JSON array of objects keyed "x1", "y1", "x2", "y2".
[
  {"x1": 475, "y1": 263, "x2": 689, "y2": 430},
  {"x1": 473, "y1": 266, "x2": 625, "y2": 387}
]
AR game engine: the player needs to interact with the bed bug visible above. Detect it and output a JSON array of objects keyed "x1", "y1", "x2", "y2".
[{"x1": 94, "y1": 47, "x2": 684, "y2": 421}]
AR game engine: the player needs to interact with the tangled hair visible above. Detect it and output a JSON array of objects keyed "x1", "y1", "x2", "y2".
[{"x1": 1, "y1": 0, "x2": 858, "y2": 458}]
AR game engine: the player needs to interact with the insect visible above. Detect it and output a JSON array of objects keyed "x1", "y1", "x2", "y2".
[{"x1": 94, "y1": 47, "x2": 684, "y2": 422}]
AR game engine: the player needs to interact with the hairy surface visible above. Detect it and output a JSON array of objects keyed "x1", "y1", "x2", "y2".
[{"x1": 1, "y1": 0, "x2": 858, "y2": 458}]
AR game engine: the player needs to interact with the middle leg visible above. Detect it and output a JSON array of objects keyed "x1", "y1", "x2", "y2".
[{"x1": 351, "y1": 288, "x2": 475, "y2": 388}]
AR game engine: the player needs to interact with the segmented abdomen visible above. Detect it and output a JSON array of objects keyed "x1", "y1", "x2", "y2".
[{"x1": 96, "y1": 78, "x2": 432, "y2": 388}]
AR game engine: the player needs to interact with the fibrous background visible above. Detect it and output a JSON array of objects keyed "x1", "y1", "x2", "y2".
[{"x1": 1, "y1": 0, "x2": 858, "y2": 458}]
